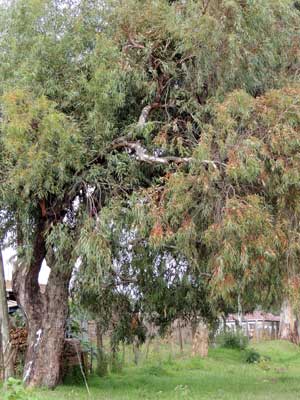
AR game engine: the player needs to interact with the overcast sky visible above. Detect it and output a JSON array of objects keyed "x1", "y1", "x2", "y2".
[{"x1": 3, "y1": 247, "x2": 50, "y2": 284}]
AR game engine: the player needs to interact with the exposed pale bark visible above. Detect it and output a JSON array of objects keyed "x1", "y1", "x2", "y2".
[
  {"x1": 192, "y1": 321, "x2": 209, "y2": 358},
  {"x1": 112, "y1": 138, "x2": 223, "y2": 167},
  {"x1": 191, "y1": 319, "x2": 198, "y2": 340},
  {"x1": 279, "y1": 298, "x2": 300, "y2": 344},
  {"x1": 13, "y1": 218, "x2": 72, "y2": 388},
  {"x1": 137, "y1": 103, "x2": 159, "y2": 127},
  {"x1": 0, "y1": 246, "x2": 14, "y2": 380},
  {"x1": 110, "y1": 103, "x2": 223, "y2": 168}
]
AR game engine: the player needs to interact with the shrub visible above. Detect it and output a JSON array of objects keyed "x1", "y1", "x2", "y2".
[
  {"x1": 96, "y1": 348, "x2": 108, "y2": 377},
  {"x1": 143, "y1": 365, "x2": 169, "y2": 377},
  {"x1": 245, "y1": 348, "x2": 271, "y2": 365},
  {"x1": 110, "y1": 352, "x2": 123, "y2": 374},
  {"x1": 245, "y1": 348, "x2": 261, "y2": 363},
  {"x1": 63, "y1": 365, "x2": 85, "y2": 385},
  {"x1": 216, "y1": 330, "x2": 249, "y2": 350},
  {"x1": 3, "y1": 378, "x2": 36, "y2": 400}
]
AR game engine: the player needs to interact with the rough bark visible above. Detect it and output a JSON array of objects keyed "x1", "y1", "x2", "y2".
[
  {"x1": 0, "y1": 321, "x2": 3, "y2": 380},
  {"x1": 0, "y1": 246, "x2": 14, "y2": 380},
  {"x1": 279, "y1": 298, "x2": 300, "y2": 344},
  {"x1": 13, "y1": 218, "x2": 72, "y2": 388}
]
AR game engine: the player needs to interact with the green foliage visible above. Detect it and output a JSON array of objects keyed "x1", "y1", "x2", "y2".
[
  {"x1": 245, "y1": 348, "x2": 261, "y2": 364},
  {"x1": 110, "y1": 352, "x2": 123, "y2": 374},
  {"x1": 10, "y1": 310, "x2": 26, "y2": 328},
  {"x1": 96, "y1": 348, "x2": 108, "y2": 377},
  {"x1": 142, "y1": 364, "x2": 169, "y2": 377},
  {"x1": 1, "y1": 90, "x2": 84, "y2": 201},
  {"x1": 3, "y1": 378, "x2": 36, "y2": 400},
  {"x1": 216, "y1": 330, "x2": 249, "y2": 350},
  {"x1": 62, "y1": 366, "x2": 85, "y2": 386}
]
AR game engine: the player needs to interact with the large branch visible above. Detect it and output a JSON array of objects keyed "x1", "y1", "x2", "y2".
[
  {"x1": 111, "y1": 104, "x2": 222, "y2": 168},
  {"x1": 112, "y1": 139, "x2": 191, "y2": 164},
  {"x1": 112, "y1": 138, "x2": 221, "y2": 168}
]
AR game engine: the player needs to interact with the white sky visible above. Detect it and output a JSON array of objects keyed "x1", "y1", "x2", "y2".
[{"x1": 3, "y1": 247, "x2": 50, "y2": 284}]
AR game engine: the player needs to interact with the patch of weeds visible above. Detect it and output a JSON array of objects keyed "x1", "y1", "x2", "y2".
[
  {"x1": 185, "y1": 356, "x2": 203, "y2": 370},
  {"x1": 63, "y1": 365, "x2": 86, "y2": 385},
  {"x1": 164, "y1": 354, "x2": 176, "y2": 366},
  {"x1": 174, "y1": 384, "x2": 190, "y2": 398},
  {"x1": 216, "y1": 330, "x2": 249, "y2": 350},
  {"x1": 142, "y1": 364, "x2": 170, "y2": 377},
  {"x1": 258, "y1": 358, "x2": 271, "y2": 371},
  {"x1": 110, "y1": 353, "x2": 123, "y2": 374},
  {"x1": 3, "y1": 378, "x2": 37, "y2": 400},
  {"x1": 245, "y1": 348, "x2": 261, "y2": 364}
]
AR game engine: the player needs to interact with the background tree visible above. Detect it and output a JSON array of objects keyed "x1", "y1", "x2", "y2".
[{"x1": 0, "y1": 0, "x2": 145, "y2": 387}]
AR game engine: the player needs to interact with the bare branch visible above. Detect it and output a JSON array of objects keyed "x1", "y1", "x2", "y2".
[
  {"x1": 113, "y1": 139, "x2": 191, "y2": 164},
  {"x1": 110, "y1": 103, "x2": 223, "y2": 168},
  {"x1": 112, "y1": 138, "x2": 222, "y2": 168},
  {"x1": 123, "y1": 36, "x2": 145, "y2": 52}
]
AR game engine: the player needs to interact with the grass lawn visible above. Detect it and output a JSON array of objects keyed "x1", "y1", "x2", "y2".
[{"x1": 4, "y1": 340, "x2": 300, "y2": 400}]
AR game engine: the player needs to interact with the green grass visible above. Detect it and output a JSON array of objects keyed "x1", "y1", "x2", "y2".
[{"x1": 5, "y1": 340, "x2": 300, "y2": 400}]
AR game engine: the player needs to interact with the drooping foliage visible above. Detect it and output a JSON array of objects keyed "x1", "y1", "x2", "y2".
[{"x1": 74, "y1": 0, "x2": 300, "y2": 328}]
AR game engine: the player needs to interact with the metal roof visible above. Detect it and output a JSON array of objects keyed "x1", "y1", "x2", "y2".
[{"x1": 227, "y1": 311, "x2": 280, "y2": 323}]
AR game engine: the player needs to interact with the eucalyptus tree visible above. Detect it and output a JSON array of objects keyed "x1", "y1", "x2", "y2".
[
  {"x1": 0, "y1": 0, "x2": 144, "y2": 387},
  {"x1": 0, "y1": 0, "x2": 299, "y2": 389}
]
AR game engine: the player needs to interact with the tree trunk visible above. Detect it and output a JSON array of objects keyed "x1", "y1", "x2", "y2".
[
  {"x1": 191, "y1": 319, "x2": 198, "y2": 341},
  {"x1": 192, "y1": 321, "x2": 209, "y2": 358},
  {"x1": 0, "y1": 246, "x2": 14, "y2": 380},
  {"x1": 132, "y1": 337, "x2": 140, "y2": 365},
  {"x1": 13, "y1": 219, "x2": 72, "y2": 388},
  {"x1": 122, "y1": 342, "x2": 126, "y2": 364},
  {"x1": 145, "y1": 336, "x2": 151, "y2": 360},
  {"x1": 178, "y1": 320, "x2": 183, "y2": 353},
  {"x1": 0, "y1": 318, "x2": 3, "y2": 380},
  {"x1": 96, "y1": 320, "x2": 107, "y2": 377},
  {"x1": 279, "y1": 298, "x2": 300, "y2": 344},
  {"x1": 18, "y1": 269, "x2": 70, "y2": 388}
]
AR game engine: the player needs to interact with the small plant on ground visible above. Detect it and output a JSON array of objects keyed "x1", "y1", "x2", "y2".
[
  {"x1": 216, "y1": 330, "x2": 249, "y2": 350},
  {"x1": 245, "y1": 348, "x2": 271, "y2": 366},
  {"x1": 3, "y1": 378, "x2": 36, "y2": 400},
  {"x1": 245, "y1": 348, "x2": 261, "y2": 363},
  {"x1": 143, "y1": 364, "x2": 169, "y2": 377}
]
